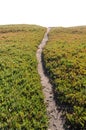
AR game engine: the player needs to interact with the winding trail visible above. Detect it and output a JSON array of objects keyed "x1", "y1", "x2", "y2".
[{"x1": 36, "y1": 28, "x2": 65, "y2": 130}]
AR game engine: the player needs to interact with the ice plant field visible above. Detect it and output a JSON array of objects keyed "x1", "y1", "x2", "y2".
[
  {"x1": 43, "y1": 27, "x2": 86, "y2": 130},
  {"x1": 0, "y1": 25, "x2": 48, "y2": 129}
]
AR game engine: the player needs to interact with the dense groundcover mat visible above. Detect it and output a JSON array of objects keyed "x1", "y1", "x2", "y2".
[
  {"x1": 43, "y1": 27, "x2": 86, "y2": 130},
  {"x1": 0, "y1": 25, "x2": 48, "y2": 129}
]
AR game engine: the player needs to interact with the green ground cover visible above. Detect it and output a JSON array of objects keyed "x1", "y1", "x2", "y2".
[
  {"x1": 0, "y1": 25, "x2": 48, "y2": 129},
  {"x1": 43, "y1": 27, "x2": 86, "y2": 130}
]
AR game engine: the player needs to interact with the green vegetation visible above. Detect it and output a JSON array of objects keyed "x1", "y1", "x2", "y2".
[
  {"x1": 0, "y1": 25, "x2": 48, "y2": 129},
  {"x1": 43, "y1": 27, "x2": 86, "y2": 130}
]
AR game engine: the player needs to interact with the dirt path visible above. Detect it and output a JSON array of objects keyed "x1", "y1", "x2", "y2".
[{"x1": 36, "y1": 28, "x2": 65, "y2": 130}]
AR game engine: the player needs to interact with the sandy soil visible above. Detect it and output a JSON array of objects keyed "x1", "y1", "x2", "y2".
[{"x1": 36, "y1": 28, "x2": 65, "y2": 130}]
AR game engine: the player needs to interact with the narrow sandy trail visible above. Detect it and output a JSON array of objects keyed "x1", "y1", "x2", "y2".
[{"x1": 36, "y1": 28, "x2": 65, "y2": 130}]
